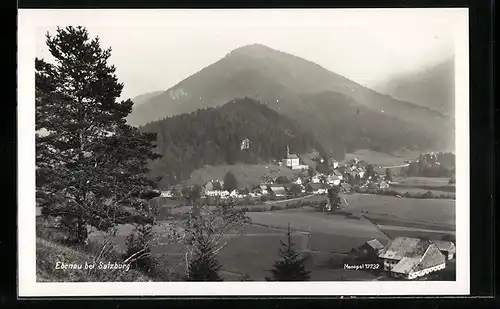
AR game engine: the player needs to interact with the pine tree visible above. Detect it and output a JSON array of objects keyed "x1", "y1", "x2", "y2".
[
  {"x1": 385, "y1": 168, "x2": 393, "y2": 182},
  {"x1": 124, "y1": 223, "x2": 157, "y2": 275},
  {"x1": 266, "y1": 223, "x2": 310, "y2": 281},
  {"x1": 184, "y1": 226, "x2": 223, "y2": 281},
  {"x1": 35, "y1": 26, "x2": 161, "y2": 245},
  {"x1": 223, "y1": 171, "x2": 238, "y2": 192},
  {"x1": 327, "y1": 186, "x2": 341, "y2": 210}
]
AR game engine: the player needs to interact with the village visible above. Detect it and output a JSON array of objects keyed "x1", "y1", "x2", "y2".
[
  {"x1": 154, "y1": 146, "x2": 456, "y2": 281},
  {"x1": 34, "y1": 141, "x2": 456, "y2": 281},
  {"x1": 160, "y1": 146, "x2": 391, "y2": 204}
]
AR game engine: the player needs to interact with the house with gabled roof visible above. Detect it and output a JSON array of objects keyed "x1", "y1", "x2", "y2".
[
  {"x1": 204, "y1": 180, "x2": 226, "y2": 197},
  {"x1": 308, "y1": 183, "x2": 328, "y2": 194},
  {"x1": 378, "y1": 237, "x2": 447, "y2": 280},
  {"x1": 340, "y1": 183, "x2": 352, "y2": 193},
  {"x1": 268, "y1": 185, "x2": 286, "y2": 197},
  {"x1": 356, "y1": 239, "x2": 385, "y2": 259},
  {"x1": 326, "y1": 174, "x2": 341, "y2": 185},
  {"x1": 430, "y1": 240, "x2": 456, "y2": 260},
  {"x1": 328, "y1": 158, "x2": 339, "y2": 169},
  {"x1": 332, "y1": 169, "x2": 343, "y2": 179}
]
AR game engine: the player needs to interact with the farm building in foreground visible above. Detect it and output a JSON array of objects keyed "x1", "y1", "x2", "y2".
[
  {"x1": 378, "y1": 237, "x2": 447, "y2": 280},
  {"x1": 354, "y1": 239, "x2": 385, "y2": 260},
  {"x1": 430, "y1": 240, "x2": 456, "y2": 260}
]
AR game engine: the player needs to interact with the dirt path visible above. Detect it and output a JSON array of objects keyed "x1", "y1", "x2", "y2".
[
  {"x1": 381, "y1": 163, "x2": 410, "y2": 169},
  {"x1": 264, "y1": 194, "x2": 316, "y2": 205}
]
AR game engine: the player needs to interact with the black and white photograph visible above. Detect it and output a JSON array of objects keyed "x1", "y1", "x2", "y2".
[{"x1": 18, "y1": 8, "x2": 470, "y2": 296}]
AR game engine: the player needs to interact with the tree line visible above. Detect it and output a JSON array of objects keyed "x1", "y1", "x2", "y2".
[{"x1": 401, "y1": 152, "x2": 455, "y2": 178}]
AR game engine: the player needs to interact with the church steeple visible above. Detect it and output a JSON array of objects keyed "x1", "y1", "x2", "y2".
[{"x1": 286, "y1": 145, "x2": 290, "y2": 157}]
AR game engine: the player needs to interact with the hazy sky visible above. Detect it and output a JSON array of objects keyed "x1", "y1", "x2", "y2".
[{"x1": 32, "y1": 9, "x2": 466, "y2": 100}]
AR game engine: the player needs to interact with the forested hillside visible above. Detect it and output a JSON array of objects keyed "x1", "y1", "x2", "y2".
[
  {"x1": 295, "y1": 91, "x2": 447, "y2": 156},
  {"x1": 141, "y1": 98, "x2": 325, "y2": 188}
]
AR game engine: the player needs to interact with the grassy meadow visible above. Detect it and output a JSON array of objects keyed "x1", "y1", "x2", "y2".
[{"x1": 185, "y1": 164, "x2": 298, "y2": 187}]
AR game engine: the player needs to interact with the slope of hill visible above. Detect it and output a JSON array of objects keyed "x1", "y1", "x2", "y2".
[
  {"x1": 128, "y1": 44, "x2": 454, "y2": 154},
  {"x1": 295, "y1": 91, "x2": 452, "y2": 157},
  {"x1": 376, "y1": 57, "x2": 455, "y2": 116},
  {"x1": 131, "y1": 90, "x2": 165, "y2": 106},
  {"x1": 184, "y1": 164, "x2": 296, "y2": 188},
  {"x1": 141, "y1": 97, "x2": 325, "y2": 188},
  {"x1": 36, "y1": 237, "x2": 149, "y2": 282}
]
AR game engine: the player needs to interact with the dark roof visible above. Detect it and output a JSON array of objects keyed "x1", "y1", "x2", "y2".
[
  {"x1": 333, "y1": 170, "x2": 342, "y2": 176},
  {"x1": 340, "y1": 183, "x2": 352, "y2": 190},
  {"x1": 431, "y1": 240, "x2": 456, "y2": 252},
  {"x1": 378, "y1": 237, "x2": 431, "y2": 260}
]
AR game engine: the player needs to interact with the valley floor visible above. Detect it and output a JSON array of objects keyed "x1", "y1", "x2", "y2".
[{"x1": 40, "y1": 175, "x2": 456, "y2": 282}]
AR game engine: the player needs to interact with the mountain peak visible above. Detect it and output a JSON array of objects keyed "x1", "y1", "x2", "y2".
[{"x1": 229, "y1": 43, "x2": 280, "y2": 57}]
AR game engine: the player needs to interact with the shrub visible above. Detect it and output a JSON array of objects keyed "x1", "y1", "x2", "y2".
[
  {"x1": 36, "y1": 216, "x2": 68, "y2": 244},
  {"x1": 270, "y1": 205, "x2": 283, "y2": 211},
  {"x1": 248, "y1": 206, "x2": 268, "y2": 212},
  {"x1": 423, "y1": 191, "x2": 434, "y2": 198}
]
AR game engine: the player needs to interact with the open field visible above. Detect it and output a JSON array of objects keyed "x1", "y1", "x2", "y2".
[
  {"x1": 248, "y1": 210, "x2": 390, "y2": 246},
  {"x1": 380, "y1": 227, "x2": 454, "y2": 241},
  {"x1": 90, "y1": 209, "x2": 389, "y2": 281},
  {"x1": 391, "y1": 177, "x2": 455, "y2": 193},
  {"x1": 341, "y1": 149, "x2": 416, "y2": 167},
  {"x1": 89, "y1": 189, "x2": 455, "y2": 281},
  {"x1": 389, "y1": 187, "x2": 456, "y2": 197},
  {"x1": 185, "y1": 164, "x2": 298, "y2": 187},
  {"x1": 342, "y1": 193, "x2": 455, "y2": 228}
]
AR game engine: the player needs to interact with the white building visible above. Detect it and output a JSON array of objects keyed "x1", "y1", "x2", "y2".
[
  {"x1": 160, "y1": 191, "x2": 172, "y2": 198},
  {"x1": 311, "y1": 175, "x2": 321, "y2": 184},
  {"x1": 282, "y1": 145, "x2": 300, "y2": 169},
  {"x1": 329, "y1": 158, "x2": 339, "y2": 169},
  {"x1": 282, "y1": 154, "x2": 300, "y2": 168}
]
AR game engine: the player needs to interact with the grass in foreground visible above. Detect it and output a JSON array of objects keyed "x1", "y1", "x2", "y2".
[{"x1": 36, "y1": 237, "x2": 150, "y2": 282}]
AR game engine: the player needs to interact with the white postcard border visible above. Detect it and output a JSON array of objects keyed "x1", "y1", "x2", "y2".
[{"x1": 18, "y1": 8, "x2": 470, "y2": 297}]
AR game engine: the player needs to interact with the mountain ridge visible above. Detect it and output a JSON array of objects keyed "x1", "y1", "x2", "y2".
[
  {"x1": 375, "y1": 56, "x2": 455, "y2": 116},
  {"x1": 129, "y1": 43, "x2": 454, "y2": 157}
]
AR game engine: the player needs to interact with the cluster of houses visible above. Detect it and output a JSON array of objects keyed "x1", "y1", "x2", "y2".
[
  {"x1": 354, "y1": 236, "x2": 456, "y2": 280},
  {"x1": 341, "y1": 158, "x2": 392, "y2": 190},
  {"x1": 160, "y1": 152, "x2": 393, "y2": 200}
]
